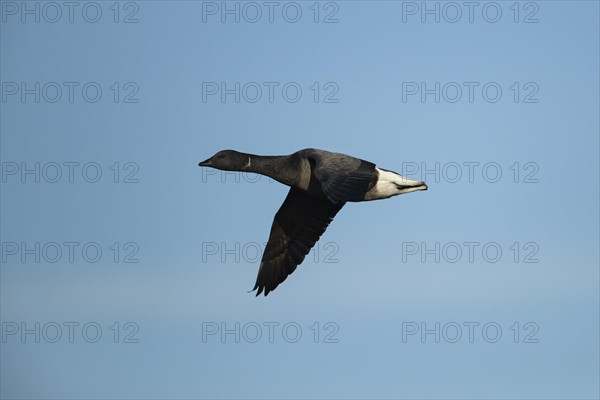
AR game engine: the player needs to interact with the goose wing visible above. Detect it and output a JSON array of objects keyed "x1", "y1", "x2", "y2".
[
  {"x1": 306, "y1": 150, "x2": 376, "y2": 203},
  {"x1": 252, "y1": 187, "x2": 344, "y2": 296}
]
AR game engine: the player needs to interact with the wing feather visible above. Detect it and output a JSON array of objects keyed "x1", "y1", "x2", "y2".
[
  {"x1": 306, "y1": 150, "x2": 376, "y2": 203},
  {"x1": 252, "y1": 187, "x2": 344, "y2": 296}
]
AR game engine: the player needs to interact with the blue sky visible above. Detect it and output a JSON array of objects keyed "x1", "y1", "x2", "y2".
[{"x1": 1, "y1": 1, "x2": 599, "y2": 399}]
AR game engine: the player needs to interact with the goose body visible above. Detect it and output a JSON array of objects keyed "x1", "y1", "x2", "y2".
[{"x1": 199, "y1": 148, "x2": 427, "y2": 296}]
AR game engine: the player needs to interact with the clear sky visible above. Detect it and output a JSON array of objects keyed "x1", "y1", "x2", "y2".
[{"x1": 1, "y1": 1, "x2": 599, "y2": 399}]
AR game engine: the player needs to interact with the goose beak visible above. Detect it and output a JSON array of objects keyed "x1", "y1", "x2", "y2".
[{"x1": 198, "y1": 158, "x2": 212, "y2": 167}]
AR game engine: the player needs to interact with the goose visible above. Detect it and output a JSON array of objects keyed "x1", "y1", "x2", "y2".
[{"x1": 199, "y1": 148, "x2": 427, "y2": 296}]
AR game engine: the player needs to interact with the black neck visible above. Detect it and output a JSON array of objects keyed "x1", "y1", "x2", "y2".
[{"x1": 243, "y1": 153, "x2": 298, "y2": 187}]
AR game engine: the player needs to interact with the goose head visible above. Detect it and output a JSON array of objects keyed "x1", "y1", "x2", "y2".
[{"x1": 199, "y1": 150, "x2": 250, "y2": 171}]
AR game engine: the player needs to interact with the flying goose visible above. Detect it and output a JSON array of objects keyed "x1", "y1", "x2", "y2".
[{"x1": 199, "y1": 148, "x2": 427, "y2": 296}]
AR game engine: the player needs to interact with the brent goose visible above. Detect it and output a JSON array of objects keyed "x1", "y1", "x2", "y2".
[{"x1": 199, "y1": 148, "x2": 427, "y2": 296}]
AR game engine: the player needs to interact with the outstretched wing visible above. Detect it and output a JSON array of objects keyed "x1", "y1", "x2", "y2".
[
  {"x1": 306, "y1": 150, "x2": 376, "y2": 204},
  {"x1": 252, "y1": 187, "x2": 344, "y2": 296}
]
